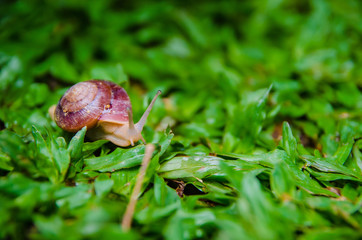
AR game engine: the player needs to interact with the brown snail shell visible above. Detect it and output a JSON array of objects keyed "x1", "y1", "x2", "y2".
[{"x1": 49, "y1": 80, "x2": 161, "y2": 147}]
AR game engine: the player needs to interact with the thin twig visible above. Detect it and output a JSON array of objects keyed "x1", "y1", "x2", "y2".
[{"x1": 121, "y1": 144, "x2": 155, "y2": 231}]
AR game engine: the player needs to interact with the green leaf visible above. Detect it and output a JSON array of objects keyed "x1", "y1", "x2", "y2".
[
  {"x1": 0, "y1": 130, "x2": 26, "y2": 161},
  {"x1": 290, "y1": 165, "x2": 339, "y2": 197},
  {"x1": 351, "y1": 141, "x2": 362, "y2": 174},
  {"x1": 34, "y1": 215, "x2": 64, "y2": 239},
  {"x1": 82, "y1": 139, "x2": 109, "y2": 157},
  {"x1": 54, "y1": 184, "x2": 92, "y2": 210},
  {"x1": 281, "y1": 122, "x2": 297, "y2": 162},
  {"x1": 341, "y1": 183, "x2": 358, "y2": 202},
  {"x1": 48, "y1": 53, "x2": 78, "y2": 83},
  {"x1": 336, "y1": 83, "x2": 361, "y2": 108},
  {"x1": 90, "y1": 63, "x2": 128, "y2": 85},
  {"x1": 31, "y1": 126, "x2": 58, "y2": 183},
  {"x1": 159, "y1": 154, "x2": 267, "y2": 181},
  {"x1": 84, "y1": 129, "x2": 173, "y2": 172},
  {"x1": 159, "y1": 155, "x2": 222, "y2": 180},
  {"x1": 84, "y1": 145, "x2": 146, "y2": 172},
  {"x1": 301, "y1": 227, "x2": 361, "y2": 240},
  {"x1": 50, "y1": 137, "x2": 70, "y2": 182},
  {"x1": 271, "y1": 162, "x2": 296, "y2": 200},
  {"x1": 23, "y1": 83, "x2": 50, "y2": 107},
  {"x1": 68, "y1": 126, "x2": 87, "y2": 160},
  {"x1": 219, "y1": 149, "x2": 291, "y2": 167},
  {"x1": 157, "y1": 127, "x2": 174, "y2": 157},
  {"x1": 301, "y1": 155, "x2": 362, "y2": 181},
  {"x1": 94, "y1": 173, "x2": 114, "y2": 197},
  {"x1": 223, "y1": 86, "x2": 271, "y2": 153},
  {"x1": 31, "y1": 126, "x2": 71, "y2": 183},
  {"x1": 111, "y1": 168, "x2": 139, "y2": 196},
  {"x1": 0, "y1": 152, "x2": 13, "y2": 171}
]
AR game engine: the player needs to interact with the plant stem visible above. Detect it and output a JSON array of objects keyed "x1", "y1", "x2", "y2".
[{"x1": 121, "y1": 144, "x2": 155, "y2": 231}]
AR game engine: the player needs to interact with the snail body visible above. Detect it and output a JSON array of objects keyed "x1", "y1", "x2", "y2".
[{"x1": 49, "y1": 80, "x2": 161, "y2": 147}]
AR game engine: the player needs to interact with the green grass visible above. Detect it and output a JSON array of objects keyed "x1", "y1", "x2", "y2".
[{"x1": 0, "y1": 0, "x2": 361, "y2": 239}]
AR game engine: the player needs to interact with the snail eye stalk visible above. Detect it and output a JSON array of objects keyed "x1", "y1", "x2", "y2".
[
  {"x1": 126, "y1": 107, "x2": 145, "y2": 145},
  {"x1": 135, "y1": 90, "x2": 162, "y2": 133}
]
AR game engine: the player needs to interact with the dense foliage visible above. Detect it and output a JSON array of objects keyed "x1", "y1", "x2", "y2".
[{"x1": 0, "y1": 0, "x2": 361, "y2": 239}]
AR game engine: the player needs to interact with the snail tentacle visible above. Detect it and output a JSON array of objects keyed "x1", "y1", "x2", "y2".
[{"x1": 135, "y1": 90, "x2": 162, "y2": 133}]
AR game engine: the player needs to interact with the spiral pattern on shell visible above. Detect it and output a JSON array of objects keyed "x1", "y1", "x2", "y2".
[{"x1": 54, "y1": 80, "x2": 131, "y2": 132}]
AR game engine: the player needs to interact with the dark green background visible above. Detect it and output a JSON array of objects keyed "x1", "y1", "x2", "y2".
[{"x1": 0, "y1": 0, "x2": 361, "y2": 239}]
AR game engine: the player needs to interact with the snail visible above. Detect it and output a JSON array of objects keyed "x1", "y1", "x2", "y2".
[{"x1": 48, "y1": 80, "x2": 161, "y2": 147}]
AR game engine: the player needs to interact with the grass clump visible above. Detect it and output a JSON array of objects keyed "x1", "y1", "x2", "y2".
[{"x1": 0, "y1": 0, "x2": 361, "y2": 239}]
